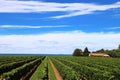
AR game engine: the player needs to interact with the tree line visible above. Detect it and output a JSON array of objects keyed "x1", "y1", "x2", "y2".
[
  {"x1": 72, "y1": 44, "x2": 120, "y2": 58},
  {"x1": 94, "y1": 45, "x2": 120, "y2": 58},
  {"x1": 72, "y1": 47, "x2": 90, "y2": 56}
]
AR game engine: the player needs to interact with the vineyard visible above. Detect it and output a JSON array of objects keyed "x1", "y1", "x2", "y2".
[{"x1": 0, "y1": 56, "x2": 120, "y2": 80}]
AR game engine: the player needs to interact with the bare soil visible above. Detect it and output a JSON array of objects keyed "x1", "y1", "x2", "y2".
[{"x1": 50, "y1": 60, "x2": 63, "y2": 80}]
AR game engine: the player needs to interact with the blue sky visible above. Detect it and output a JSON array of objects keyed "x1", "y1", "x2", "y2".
[{"x1": 0, "y1": 0, "x2": 120, "y2": 54}]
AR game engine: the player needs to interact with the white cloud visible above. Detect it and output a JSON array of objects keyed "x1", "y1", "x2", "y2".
[
  {"x1": 0, "y1": 0, "x2": 120, "y2": 18},
  {"x1": 0, "y1": 25, "x2": 67, "y2": 29},
  {"x1": 0, "y1": 31, "x2": 120, "y2": 54},
  {"x1": 107, "y1": 27, "x2": 120, "y2": 30}
]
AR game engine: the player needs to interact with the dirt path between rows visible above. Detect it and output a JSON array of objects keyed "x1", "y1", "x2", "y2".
[{"x1": 50, "y1": 60, "x2": 63, "y2": 80}]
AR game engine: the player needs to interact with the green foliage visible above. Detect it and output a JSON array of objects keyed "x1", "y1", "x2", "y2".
[
  {"x1": 118, "y1": 44, "x2": 120, "y2": 50},
  {"x1": 83, "y1": 47, "x2": 90, "y2": 56},
  {"x1": 51, "y1": 58, "x2": 79, "y2": 80},
  {"x1": 48, "y1": 58, "x2": 57, "y2": 80},
  {"x1": 1, "y1": 55, "x2": 120, "y2": 80},
  {"x1": 93, "y1": 44, "x2": 120, "y2": 58},
  {"x1": 51, "y1": 56, "x2": 120, "y2": 80},
  {"x1": 30, "y1": 57, "x2": 48, "y2": 80},
  {"x1": 31, "y1": 57, "x2": 57, "y2": 80},
  {"x1": 0, "y1": 56, "x2": 39, "y2": 66},
  {"x1": 95, "y1": 48, "x2": 105, "y2": 53},
  {"x1": 105, "y1": 49, "x2": 120, "y2": 58},
  {"x1": 0, "y1": 57, "x2": 37, "y2": 75},
  {"x1": 72, "y1": 48, "x2": 83, "y2": 56},
  {"x1": 1, "y1": 57, "x2": 43, "y2": 80}
]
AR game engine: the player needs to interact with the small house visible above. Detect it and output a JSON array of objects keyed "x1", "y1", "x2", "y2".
[{"x1": 89, "y1": 53, "x2": 110, "y2": 58}]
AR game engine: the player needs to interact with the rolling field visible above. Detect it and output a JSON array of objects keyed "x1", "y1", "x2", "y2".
[{"x1": 0, "y1": 56, "x2": 120, "y2": 80}]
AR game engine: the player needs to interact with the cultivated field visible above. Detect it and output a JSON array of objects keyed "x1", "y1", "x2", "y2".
[{"x1": 0, "y1": 56, "x2": 120, "y2": 80}]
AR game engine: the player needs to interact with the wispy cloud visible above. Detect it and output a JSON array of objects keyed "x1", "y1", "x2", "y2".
[
  {"x1": 0, "y1": 25, "x2": 67, "y2": 29},
  {"x1": 0, "y1": 31, "x2": 120, "y2": 54},
  {"x1": 0, "y1": 0, "x2": 120, "y2": 18},
  {"x1": 107, "y1": 27, "x2": 120, "y2": 30}
]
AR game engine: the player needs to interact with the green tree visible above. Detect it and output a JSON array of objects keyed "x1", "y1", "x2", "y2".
[
  {"x1": 118, "y1": 44, "x2": 120, "y2": 50},
  {"x1": 96, "y1": 48, "x2": 105, "y2": 53},
  {"x1": 112, "y1": 52, "x2": 117, "y2": 58},
  {"x1": 72, "y1": 48, "x2": 83, "y2": 56},
  {"x1": 106, "y1": 49, "x2": 120, "y2": 58},
  {"x1": 83, "y1": 47, "x2": 90, "y2": 56}
]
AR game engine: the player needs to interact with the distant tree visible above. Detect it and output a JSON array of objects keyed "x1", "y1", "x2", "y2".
[
  {"x1": 112, "y1": 52, "x2": 117, "y2": 58},
  {"x1": 115, "y1": 49, "x2": 120, "y2": 57},
  {"x1": 94, "y1": 44, "x2": 120, "y2": 58},
  {"x1": 96, "y1": 48, "x2": 105, "y2": 53},
  {"x1": 105, "y1": 49, "x2": 120, "y2": 58},
  {"x1": 83, "y1": 47, "x2": 90, "y2": 56},
  {"x1": 72, "y1": 48, "x2": 83, "y2": 56},
  {"x1": 118, "y1": 44, "x2": 120, "y2": 50}
]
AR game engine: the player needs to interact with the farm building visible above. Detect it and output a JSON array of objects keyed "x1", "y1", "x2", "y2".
[{"x1": 89, "y1": 53, "x2": 110, "y2": 57}]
